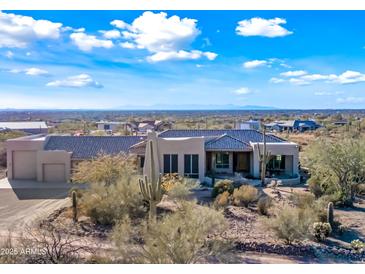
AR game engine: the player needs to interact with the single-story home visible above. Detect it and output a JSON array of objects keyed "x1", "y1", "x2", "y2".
[
  {"x1": 235, "y1": 120, "x2": 261, "y2": 130},
  {"x1": 96, "y1": 120, "x2": 172, "y2": 134},
  {"x1": 265, "y1": 120, "x2": 321, "y2": 132},
  {"x1": 6, "y1": 129, "x2": 299, "y2": 184},
  {"x1": 0, "y1": 121, "x2": 48, "y2": 135}
]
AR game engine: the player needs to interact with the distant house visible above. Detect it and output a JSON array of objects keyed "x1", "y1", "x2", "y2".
[
  {"x1": 235, "y1": 120, "x2": 261, "y2": 130},
  {"x1": 265, "y1": 120, "x2": 321, "y2": 132},
  {"x1": 96, "y1": 121, "x2": 135, "y2": 133},
  {"x1": 96, "y1": 120, "x2": 172, "y2": 134},
  {"x1": 0, "y1": 121, "x2": 48, "y2": 135},
  {"x1": 332, "y1": 120, "x2": 348, "y2": 126}
]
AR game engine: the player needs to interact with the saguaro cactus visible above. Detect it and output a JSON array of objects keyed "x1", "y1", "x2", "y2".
[
  {"x1": 327, "y1": 202, "x2": 334, "y2": 228},
  {"x1": 139, "y1": 139, "x2": 162, "y2": 222},
  {"x1": 72, "y1": 190, "x2": 78, "y2": 223}
]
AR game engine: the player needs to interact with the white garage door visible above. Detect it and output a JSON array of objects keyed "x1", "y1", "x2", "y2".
[
  {"x1": 43, "y1": 164, "x2": 66, "y2": 183},
  {"x1": 12, "y1": 151, "x2": 37, "y2": 180}
]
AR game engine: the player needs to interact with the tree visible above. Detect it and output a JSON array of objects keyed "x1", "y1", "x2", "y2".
[{"x1": 306, "y1": 138, "x2": 365, "y2": 206}]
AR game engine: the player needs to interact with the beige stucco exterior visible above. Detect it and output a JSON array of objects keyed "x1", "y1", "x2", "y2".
[
  {"x1": 6, "y1": 135, "x2": 72, "y2": 182},
  {"x1": 156, "y1": 136, "x2": 206, "y2": 181},
  {"x1": 6, "y1": 131, "x2": 300, "y2": 184},
  {"x1": 250, "y1": 142, "x2": 299, "y2": 178}
]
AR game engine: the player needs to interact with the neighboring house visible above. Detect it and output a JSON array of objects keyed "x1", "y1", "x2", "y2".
[
  {"x1": 0, "y1": 121, "x2": 48, "y2": 135},
  {"x1": 265, "y1": 120, "x2": 321, "y2": 132},
  {"x1": 6, "y1": 129, "x2": 299, "y2": 184},
  {"x1": 235, "y1": 120, "x2": 261, "y2": 130},
  {"x1": 96, "y1": 120, "x2": 172, "y2": 134},
  {"x1": 332, "y1": 120, "x2": 348, "y2": 126},
  {"x1": 96, "y1": 121, "x2": 136, "y2": 133}
]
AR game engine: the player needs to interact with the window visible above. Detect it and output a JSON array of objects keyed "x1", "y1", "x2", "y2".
[
  {"x1": 184, "y1": 154, "x2": 199, "y2": 178},
  {"x1": 104, "y1": 124, "x2": 110, "y2": 130},
  {"x1": 139, "y1": 156, "x2": 145, "y2": 168},
  {"x1": 267, "y1": 155, "x2": 286, "y2": 170},
  {"x1": 163, "y1": 154, "x2": 178, "y2": 174},
  {"x1": 215, "y1": 153, "x2": 229, "y2": 169}
]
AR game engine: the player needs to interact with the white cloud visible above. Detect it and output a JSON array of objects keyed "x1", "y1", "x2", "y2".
[
  {"x1": 243, "y1": 60, "x2": 268, "y2": 69},
  {"x1": 233, "y1": 87, "x2": 252, "y2": 95},
  {"x1": 46, "y1": 74, "x2": 102, "y2": 88},
  {"x1": 5, "y1": 50, "x2": 13, "y2": 58},
  {"x1": 147, "y1": 50, "x2": 217, "y2": 63},
  {"x1": 110, "y1": 19, "x2": 129, "y2": 29},
  {"x1": 236, "y1": 17, "x2": 293, "y2": 38},
  {"x1": 288, "y1": 78, "x2": 310, "y2": 86},
  {"x1": 70, "y1": 32, "x2": 113, "y2": 51},
  {"x1": 269, "y1": 77, "x2": 285, "y2": 84},
  {"x1": 280, "y1": 70, "x2": 307, "y2": 77},
  {"x1": 114, "y1": 11, "x2": 216, "y2": 62},
  {"x1": 337, "y1": 97, "x2": 365, "y2": 104},
  {"x1": 8, "y1": 67, "x2": 49, "y2": 76},
  {"x1": 0, "y1": 11, "x2": 62, "y2": 48},
  {"x1": 314, "y1": 91, "x2": 333, "y2": 96},
  {"x1": 272, "y1": 70, "x2": 365, "y2": 86},
  {"x1": 120, "y1": 41, "x2": 136, "y2": 49},
  {"x1": 333, "y1": 70, "x2": 365, "y2": 84},
  {"x1": 99, "y1": 29, "x2": 121, "y2": 39}
]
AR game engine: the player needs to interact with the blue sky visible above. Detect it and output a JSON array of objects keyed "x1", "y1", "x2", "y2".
[{"x1": 1, "y1": 10, "x2": 365, "y2": 109}]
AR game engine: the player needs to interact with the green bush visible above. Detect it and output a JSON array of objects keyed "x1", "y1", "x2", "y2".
[
  {"x1": 266, "y1": 204, "x2": 315, "y2": 244},
  {"x1": 232, "y1": 185, "x2": 258, "y2": 207},
  {"x1": 351, "y1": 239, "x2": 365, "y2": 253},
  {"x1": 257, "y1": 196, "x2": 273, "y2": 215},
  {"x1": 211, "y1": 180, "x2": 234, "y2": 198},
  {"x1": 311, "y1": 222, "x2": 332, "y2": 242}
]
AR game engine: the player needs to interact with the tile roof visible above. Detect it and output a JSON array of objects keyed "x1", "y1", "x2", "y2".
[
  {"x1": 159, "y1": 129, "x2": 285, "y2": 143},
  {"x1": 44, "y1": 135, "x2": 146, "y2": 159},
  {"x1": 205, "y1": 134, "x2": 252, "y2": 151}
]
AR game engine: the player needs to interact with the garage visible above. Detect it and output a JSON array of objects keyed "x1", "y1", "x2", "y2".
[
  {"x1": 12, "y1": 151, "x2": 37, "y2": 180},
  {"x1": 43, "y1": 164, "x2": 66, "y2": 183}
]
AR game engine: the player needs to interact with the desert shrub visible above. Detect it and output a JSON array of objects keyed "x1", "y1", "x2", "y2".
[
  {"x1": 266, "y1": 203, "x2": 315, "y2": 244},
  {"x1": 308, "y1": 177, "x2": 324, "y2": 198},
  {"x1": 310, "y1": 222, "x2": 332, "y2": 242},
  {"x1": 161, "y1": 174, "x2": 199, "y2": 200},
  {"x1": 290, "y1": 192, "x2": 315, "y2": 208},
  {"x1": 257, "y1": 196, "x2": 273, "y2": 215},
  {"x1": 161, "y1": 173, "x2": 183, "y2": 193},
  {"x1": 112, "y1": 201, "x2": 228, "y2": 263},
  {"x1": 72, "y1": 153, "x2": 137, "y2": 186},
  {"x1": 211, "y1": 179, "x2": 234, "y2": 198},
  {"x1": 351, "y1": 239, "x2": 365, "y2": 253},
  {"x1": 232, "y1": 185, "x2": 258, "y2": 207},
  {"x1": 81, "y1": 178, "x2": 144, "y2": 225},
  {"x1": 72, "y1": 154, "x2": 144, "y2": 225},
  {"x1": 167, "y1": 179, "x2": 199, "y2": 200},
  {"x1": 214, "y1": 191, "x2": 231, "y2": 208}
]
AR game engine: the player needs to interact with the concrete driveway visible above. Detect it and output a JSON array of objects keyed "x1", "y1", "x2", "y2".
[{"x1": 0, "y1": 178, "x2": 72, "y2": 235}]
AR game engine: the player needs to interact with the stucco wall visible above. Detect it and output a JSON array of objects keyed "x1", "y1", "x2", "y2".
[
  {"x1": 250, "y1": 142, "x2": 299, "y2": 178},
  {"x1": 157, "y1": 137, "x2": 206, "y2": 181},
  {"x1": 6, "y1": 136, "x2": 45, "y2": 180},
  {"x1": 36, "y1": 150, "x2": 72, "y2": 182}
]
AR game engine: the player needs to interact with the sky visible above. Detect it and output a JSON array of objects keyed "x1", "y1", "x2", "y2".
[{"x1": 1, "y1": 10, "x2": 365, "y2": 109}]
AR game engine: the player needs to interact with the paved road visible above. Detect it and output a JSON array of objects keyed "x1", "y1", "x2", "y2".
[{"x1": 0, "y1": 178, "x2": 71, "y2": 235}]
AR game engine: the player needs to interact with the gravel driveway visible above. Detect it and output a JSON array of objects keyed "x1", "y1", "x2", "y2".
[{"x1": 0, "y1": 178, "x2": 72, "y2": 235}]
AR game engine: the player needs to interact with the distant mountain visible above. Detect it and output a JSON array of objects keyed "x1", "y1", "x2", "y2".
[{"x1": 113, "y1": 104, "x2": 278, "y2": 110}]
